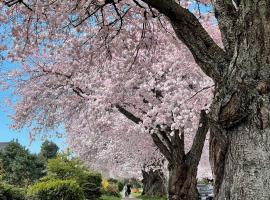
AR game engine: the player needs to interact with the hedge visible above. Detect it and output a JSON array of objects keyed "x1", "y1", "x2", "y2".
[
  {"x1": 27, "y1": 179, "x2": 84, "y2": 200},
  {"x1": 79, "y1": 172, "x2": 102, "y2": 200},
  {"x1": 0, "y1": 182, "x2": 26, "y2": 200}
]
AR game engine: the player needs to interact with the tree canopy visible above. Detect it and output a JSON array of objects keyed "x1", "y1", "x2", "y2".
[{"x1": 0, "y1": 141, "x2": 45, "y2": 186}]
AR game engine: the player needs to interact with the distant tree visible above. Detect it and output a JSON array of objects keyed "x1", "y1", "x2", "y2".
[
  {"x1": 45, "y1": 153, "x2": 87, "y2": 180},
  {"x1": 0, "y1": 140, "x2": 45, "y2": 186},
  {"x1": 39, "y1": 140, "x2": 59, "y2": 160},
  {"x1": 0, "y1": 160, "x2": 5, "y2": 181},
  {"x1": 44, "y1": 153, "x2": 102, "y2": 200}
]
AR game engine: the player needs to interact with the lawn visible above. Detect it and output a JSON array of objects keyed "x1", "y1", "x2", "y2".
[
  {"x1": 137, "y1": 195, "x2": 167, "y2": 200},
  {"x1": 99, "y1": 195, "x2": 121, "y2": 200}
]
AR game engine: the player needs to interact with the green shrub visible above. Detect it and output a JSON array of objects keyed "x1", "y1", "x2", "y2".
[
  {"x1": 139, "y1": 195, "x2": 167, "y2": 200},
  {"x1": 117, "y1": 181, "x2": 124, "y2": 192},
  {"x1": 27, "y1": 179, "x2": 84, "y2": 200},
  {"x1": 108, "y1": 178, "x2": 118, "y2": 184},
  {"x1": 46, "y1": 154, "x2": 102, "y2": 199},
  {"x1": 99, "y1": 195, "x2": 121, "y2": 200},
  {"x1": 0, "y1": 182, "x2": 26, "y2": 200},
  {"x1": 101, "y1": 183, "x2": 120, "y2": 197},
  {"x1": 79, "y1": 172, "x2": 102, "y2": 200}
]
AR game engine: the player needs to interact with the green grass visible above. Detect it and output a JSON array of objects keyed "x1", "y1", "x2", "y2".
[
  {"x1": 99, "y1": 195, "x2": 121, "y2": 200},
  {"x1": 132, "y1": 192, "x2": 142, "y2": 198},
  {"x1": 138, "y1": 195, "x2": 167, "y2": 200}
]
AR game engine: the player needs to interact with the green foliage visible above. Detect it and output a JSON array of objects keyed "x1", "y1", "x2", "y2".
[
  {"x1": 79, "y1": 172, "x2": 102, "y2": 200},
  {"x1": 101, "y1": 183, "x2": 121, "y2": 197},
  {"x1": 45, "y1": 153, "x2": 102, "y2": 199},
  {"x1": 139, "y1": 195, "x2": 167, "y2": 200},
  {"x1": 198, "y1": 178, "x2": 213, "y2": 185},
  {"x1": 39, "y1": 140, "x2": 59, "y2": 160},
  {"x1": 117, "y1": 181, "x2": 124, "y2": 192},
  {"x1": 0, "y1": 141, "x2": 45, "y2": 186},
  {"x1": 0, "y1": 160, "x2": 5, "y2": 181},
  {"x1": 0, "y1": 182, "x2": 26, "y2": 200},
  {"x1": 46, "y1": 153, "x2": 87, "y2": 179},
  {"x1": 106, "y1": 178, "x2": 124, "y2": 194},
  {"x1": 27, "y1": 179, "x2": 84, "y2": 200},
  {"x1": 99, "y1": 195, "x2": 121, "y2": 200},
  {"x1": 108, "y1": 178, "x2": 118, "y2": 184}
]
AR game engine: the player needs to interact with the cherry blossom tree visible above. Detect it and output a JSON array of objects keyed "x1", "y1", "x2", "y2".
[
  {"x1": 1, "y1": 10, "x2": 214, "y2": 199},
  {"x1": 2, "y1": 0, "x2": 268, "y2": 199}
]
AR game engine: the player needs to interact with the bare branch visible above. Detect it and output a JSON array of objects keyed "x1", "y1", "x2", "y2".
[
  {"x1": 115, "y1": 105, "x2": 142, "y2": 124},
  {"x1": 4, "y1": 0, "x2": 32, "y2": 10},
  {"x1": 186, "y1": 110, "x2": 209, "y2": 167},
  {"x1": 141, "y1": 0, "x2": 230, "y2": 83},
  {"x1": 151, "y1": 132, "x2": 173, "y2": 163}
]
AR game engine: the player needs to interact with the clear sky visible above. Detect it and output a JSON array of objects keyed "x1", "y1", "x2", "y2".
[
  {"x1": 0, "y1": 110, "x2": 65, "y2": 153},
  {"x1": 0, "y1": 62, "x2": 65, "y2": 154},
  {"x1": 0, "y1": 20, "x2": 66, "y2": 154},
  {"x1": 0, "y1": 100, "x2": 65, "y2": 153}
]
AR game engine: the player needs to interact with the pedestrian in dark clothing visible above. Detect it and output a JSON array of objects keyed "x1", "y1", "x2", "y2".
[{"x1": 125, "y1": 182, "x2": 132, "y2": 197}]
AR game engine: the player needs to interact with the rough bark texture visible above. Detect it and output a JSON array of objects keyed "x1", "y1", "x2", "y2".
[
  {"x1": 167, "y1": 162, "x2": 198, "y2": 200},
  {"x1": 165, "y1": 111, "x2": 209, "y2": 200},
  {"x1": 141, "y1": 169, "x2": 167, "y2": 197},
  {"x1": 209, "y1": 1, "x2": 270, "y2": 199}
]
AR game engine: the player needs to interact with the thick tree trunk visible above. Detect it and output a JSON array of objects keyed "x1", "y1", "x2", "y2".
[
  {"x1": 217, "y1": 125, "x2": 270, "y2": 200},
  {"x1": 168, "y1": 163, "x2": 198, "y2": 200},
  {"x1": 141, "y1": 169, "x2": 167, "y2": 197},
  {"x1": 165, "y1": 111, "x2": 208, "y2": 200},
  {"x1": 210, "y1": 2, "x2": 270, "y2": 199}
]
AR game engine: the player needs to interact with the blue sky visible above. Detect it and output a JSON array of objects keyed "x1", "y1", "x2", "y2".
[
  {"x1": 0, "y1": 19, "x2": 65, "y2": 153},
  {"x1": 0, "y1": 102, "x2": 65, "y2": 153},
  {"x1": 0, "y1": 62, "x2": 65, "y2": 154}
]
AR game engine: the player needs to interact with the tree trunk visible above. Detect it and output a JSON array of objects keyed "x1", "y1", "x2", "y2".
[
  {"x1": 216, "y1": 125, "x2": 270, "y2": 200},
  {"x1": 141, "y1": 169, "x2": 167, "y2": 197},
  {"x1": 209, "y1": 2, "x2": 270, "y2": 199},
  {"x1": 168, "y1": 162, "x2": 198, "y2": 200},
  {"x1": 161, "y1": 111, "x2": 208, "y2": 200}
]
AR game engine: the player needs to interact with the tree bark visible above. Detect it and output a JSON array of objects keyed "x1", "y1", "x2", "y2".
[
  {"x1": 164, "y1": 111, "x2": 209, "y2": 200},
  {"x1": 141, "y1": 169, "x2": 167, "y2": 197},
  {"x1": 167, "y1": 162, "x2": 198, "y2": 200},
  {"x1": 216, "y1": 125, "x2": 270, "y2": 199},
  {"x1": 209, "y1": 2, "x2": 270, "y2": 199}
]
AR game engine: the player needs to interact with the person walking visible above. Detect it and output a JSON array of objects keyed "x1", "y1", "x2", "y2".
[{"x1": 125, "y1": 181, "x2": 132, "y2": 197}]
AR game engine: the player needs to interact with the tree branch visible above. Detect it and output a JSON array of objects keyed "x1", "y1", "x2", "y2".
[
  {"x1": 141, "y1": 0, "x2": 230, "y2": 83},
  {"x1": 186, "y1": 110, "x2": 209, "y2": 167},
  {"x1": 151, "y1": 132, "x2": 172, "y2": 163},
  {"x1": 115, "y1": 105, "x2": 142, "y2": 124},
  {"x1": 212, "y1": 0, "x2": 238, "y2": 57}
]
